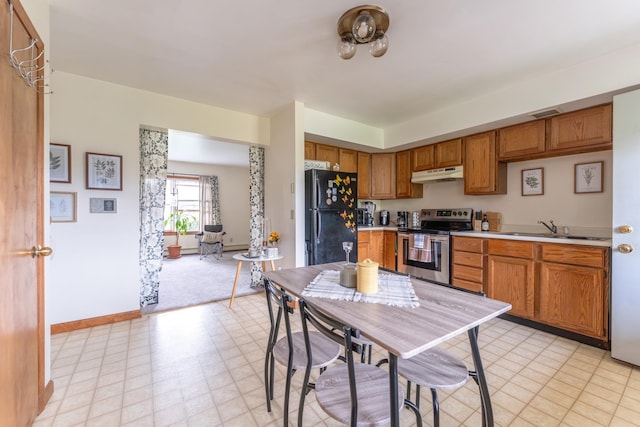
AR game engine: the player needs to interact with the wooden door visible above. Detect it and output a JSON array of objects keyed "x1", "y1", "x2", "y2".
[
  {"x1": 315, "y1": 143, "x2": 339, "y2": 166},
  {"x1": 357, "y1": 152, "x2": 371, "y2": 199},
  {"x1": 497, "y1": 120, "x2": 546, "y2": 160},
  {"x1": 412, "y1": 145, "x2": 434, "y2": 171},
  {"x1": 370, "y1": 153, "x2": 396, "y2": 199},
  {"x1": 395, "y1": 149, "x2": 422, "y2": 199},
  {"x1": 0, "y1": 1, "x2": 47, "y2": 424},
  {"x1": 464, "y1": 131, "x2": 507, "y2": 195},
  {"x1": 338, "y1": 148, "x2": 358, "y2": 173},
  {"x1": 434, "y1": 138, "x2": 463, "y2": 167}
]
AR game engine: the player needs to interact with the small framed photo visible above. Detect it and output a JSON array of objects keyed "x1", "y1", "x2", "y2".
[
  {"x1": 575, "y1": 161, "x2": 603, "y2": 193},
  {"x1": 50, "y1": 143, "x2": 71, "y2": 183},
  {"x1": 90, "y1": 197, "x2": 117, "y2": 213},
  {"x1": 86, "y1": 152, "x2": 122, "y2": 190},
  {"x1": 50, "y1": 192, "x2": 77, "y2": 222},
  {"x1": 521, "y1": 168, "x2": 544, "y2": 196}
]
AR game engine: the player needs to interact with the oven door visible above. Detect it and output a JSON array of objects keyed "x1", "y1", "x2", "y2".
[{"x1": 398, "y1": 232, "x2": 450, "y2": 284}]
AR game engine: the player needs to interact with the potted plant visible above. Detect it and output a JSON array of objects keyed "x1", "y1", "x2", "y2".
[{"x1": 164, "y1": 210, "x2": 195, "y2": 259}]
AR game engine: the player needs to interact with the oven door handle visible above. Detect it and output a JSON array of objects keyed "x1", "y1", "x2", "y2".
[{"x1": 433, "y1": 240, "x2": 439, "y2": 269}]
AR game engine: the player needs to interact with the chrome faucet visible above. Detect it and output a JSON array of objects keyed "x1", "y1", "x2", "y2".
[{"x1": 538, "y1": 220, "x2": 557, "y2": 234}]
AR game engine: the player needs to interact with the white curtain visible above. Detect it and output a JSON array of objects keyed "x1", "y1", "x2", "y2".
[
  {"x1": 199, "y1": 175, "x2": 220, "y2": 226},
  {"x1": 138, "y1": 128, "x2": 168, "y2": 306}
]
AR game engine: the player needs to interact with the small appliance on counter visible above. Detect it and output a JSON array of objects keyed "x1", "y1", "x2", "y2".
[
  {"x1": 362, "y1": 201, "x2": 376, "y2": 226},
  {"x1": 397, "y1": 211, "x2": 409, "y2": 228},
  {"x1": 379, "y1": 210, "x2": 389, "y2": 226}
]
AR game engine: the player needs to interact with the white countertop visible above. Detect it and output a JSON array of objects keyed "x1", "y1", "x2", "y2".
[{"x1": 452, "y1": 231, "x2": 612, "y2": 247}]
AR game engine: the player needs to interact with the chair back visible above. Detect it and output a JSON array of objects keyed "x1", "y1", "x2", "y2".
[
  {"x1": 204, "y1": 224, "x2": 222, "y2": 232},
  {"x1": 299, "y1": 299, "x2": 362, "y2": 426},
  {"x1": 264, "y1": 278, "x2": 295, "y2": 358}
]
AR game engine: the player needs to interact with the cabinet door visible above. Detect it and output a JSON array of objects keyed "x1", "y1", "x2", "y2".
[
  {"x1": 370, "y1": 230, "x2": 384, "y2": 264},
  {"x1": 497, "y1": 120, "x2": 546, "y2": 160},
  {"x1": 383, "y1": 230, "x2": 397, "y2": 270},
  {"x1": 395, "y1": 150, "x2": 423, "y2": 199},
  {"x1": 339, "y1": 148, "x2": 358, "y2": 173},
  {"x1": 304, "y1": 141, "x2": 316, "y2": 160},
  {"x1": 548, "y1": 104, "x2": 612, "y2": 153},
  {"x1": 435, "y1": 139, "x2": 463, "y2": 167},
  {"x1": 464, "y1": 131, "x2": 507, "y2": 195},
  {"x1": 371, "y1": 153, "x2": 396, "y2": 199},
  {"x1": 315, "y1": 144, "x2": 340, "y2": 166},
  {"x1": 412, "y1": 145, "x2": 435, "y2": 171},
  {"x1": 357, "y1": 152, "x2": 371, "y2": 199},
  {"x1": 487, "y1": 255, "x2": 535, "y2": 318},
  {"x1": 357, "y1": 230, "x2": 370, "y2": 262},
  {"x1": 539, "y1": 262, "x2": 605, "y2": 338}
]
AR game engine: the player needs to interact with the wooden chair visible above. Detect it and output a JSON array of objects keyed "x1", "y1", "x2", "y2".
[
  {"x1": 263, "y1": 279, "x2": 341, "y2": 427},
  {"x1": 298, "y1": 299, "x2": 421, "y2": 427}
]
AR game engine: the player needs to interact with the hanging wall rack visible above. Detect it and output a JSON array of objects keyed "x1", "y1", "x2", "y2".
[{"x1": 8, "y1": 1, "x2": 53, "y2": 94}]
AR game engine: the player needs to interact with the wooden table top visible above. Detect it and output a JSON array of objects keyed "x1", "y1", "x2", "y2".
[{"x1": 263, "y1": 263, "x2": 512, "y2": 359}]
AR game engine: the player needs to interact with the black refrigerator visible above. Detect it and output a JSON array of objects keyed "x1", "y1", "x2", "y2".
[{"x1": 305, "y1": 169, "x2": 358, "y2": 265}]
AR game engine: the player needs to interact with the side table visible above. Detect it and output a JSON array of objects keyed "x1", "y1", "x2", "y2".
[{"x1": 229, "y1": 252, "x2": 283, "y2": 308}]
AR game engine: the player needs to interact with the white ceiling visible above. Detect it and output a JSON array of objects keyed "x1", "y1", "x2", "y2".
[{"x1": 49, "y1": 0, "x2": 640, "y2": 162}]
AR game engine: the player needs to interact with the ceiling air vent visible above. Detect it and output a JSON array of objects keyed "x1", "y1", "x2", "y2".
[{"x1": 531, "y1": 108, "x2": 561, "y2": 119}]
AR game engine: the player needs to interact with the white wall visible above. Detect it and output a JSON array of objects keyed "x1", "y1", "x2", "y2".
[
  {"x1": 166, "y1": 161, "x2": 250, "y2": 252},
  {"x1": 49, "y1": 72, "x2": 269, "y2": 324},
  {"x1": 377, "y1": 151, "x2": 612, "y2": 235}
]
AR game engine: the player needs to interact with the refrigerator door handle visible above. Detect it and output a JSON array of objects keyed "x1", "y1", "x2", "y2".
[
  {"x1": 315, "y1": 177, "x2": 321, "y2": 210},
  {"x1": 316, "y1": 211, "x2": 321, "y2": 244}
]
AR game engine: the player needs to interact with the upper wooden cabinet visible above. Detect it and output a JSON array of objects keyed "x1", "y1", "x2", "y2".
[
  {"x1": 497, "y1": 120, "x2": 546, "y2": 161},
  {"x1": 339, "y1": 148, "x2": 358, "y2": 173},
  {"x1": 548, "y1": 104, "x2": 612, "y2": 154},
  {"x1": 315, "y1": 143, "x2": 340, "y2": 166},
  {"x1": 412, "y1": 139, "x2": 463, "y2": 171},
  {"x1": 370, "y1": 153, "x2": 396, "y2": 199},
  {"x1": 304, "y1": 141, "x2": 316, "y2": 160},
  {"x1": 357, "y1": 152, "x2": 371, "y2": 199},
  {"x1": 464, "y1": 131, "x2": 507, "y2": 195},
  {"x1": 395, "y1": 150, "x2": 423, "y2": 199},
  {"x1": 435, "y1": 139, "x2": 463, "y2": 167}
]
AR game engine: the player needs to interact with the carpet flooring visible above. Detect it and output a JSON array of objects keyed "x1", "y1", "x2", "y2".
[{"x1": 142, "y1": 250, "x2": 260, "y2": 314}]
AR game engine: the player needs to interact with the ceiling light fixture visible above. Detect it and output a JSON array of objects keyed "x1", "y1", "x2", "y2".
[{"x1": 336, "y1": 5, "x2": 390, "y2": 60}]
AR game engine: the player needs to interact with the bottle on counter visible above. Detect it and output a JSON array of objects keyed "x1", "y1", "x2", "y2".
[{"x1": 481, "y1": 215, "x2": 490, "y2": 231}]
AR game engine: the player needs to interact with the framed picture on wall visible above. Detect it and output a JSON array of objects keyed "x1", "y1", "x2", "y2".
[
  {"x1": 50, "y1": 143, "x2": 71, "y2": 183},
  {"x1": 90, "y1": 197, "x2": 117, "y2": 213},
  {"x1": 521, "y1": 167, "x2": 544, "y2": 196},
  {"x1": 575, "y1": 161, "x2": 603, "y2": 193},
  {"x1": 50, "y1": 192, "x2": 77, "y2": 222},
  {"x1": 86, "y1": 152, "x2": 123, "y2": 190}
]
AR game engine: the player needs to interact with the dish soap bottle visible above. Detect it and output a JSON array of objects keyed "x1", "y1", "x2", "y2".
[{"x1": 481, "y1": 215, "x2": 490, "y2": 231}]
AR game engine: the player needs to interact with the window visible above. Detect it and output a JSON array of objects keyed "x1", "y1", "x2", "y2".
[{"x1": 164, "y1": 175, "x2": 200, "y2": 232}]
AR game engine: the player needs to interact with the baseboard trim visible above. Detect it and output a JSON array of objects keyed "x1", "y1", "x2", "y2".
[
  {"x1": 39, "y1": 379, "x2": 54, "y2": 413},
  {"x1": 51, "y1": 310, "x2": 141, "y2": 334}
]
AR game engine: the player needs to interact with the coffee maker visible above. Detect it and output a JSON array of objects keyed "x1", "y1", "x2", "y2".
[
  {"x1": 397, "y1": 211, "x2": 409, "y2": 228},
  {"x1": 362, "y1": 201, "x2": 376, "y2": 226},
  {"x1": 379, "y1": 210, "x2": 389, "y2": 226}
]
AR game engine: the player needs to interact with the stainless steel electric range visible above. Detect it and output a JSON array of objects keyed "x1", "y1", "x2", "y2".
[{"x1": 397, "y1": 208, "x2": 473, "y2": 285}]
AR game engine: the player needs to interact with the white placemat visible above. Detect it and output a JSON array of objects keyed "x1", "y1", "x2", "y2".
[{"x1": 302, "y1": 270, "x2": 420, "y2": 308}]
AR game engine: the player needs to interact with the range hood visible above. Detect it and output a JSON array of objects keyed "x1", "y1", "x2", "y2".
[{"x1": 411, "y1": 165, "x2": 464, "y2": 183}]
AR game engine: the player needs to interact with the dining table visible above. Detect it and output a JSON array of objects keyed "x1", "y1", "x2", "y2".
[{"x1": 263, "y1": 262, "x2": 512, "y2": 427}]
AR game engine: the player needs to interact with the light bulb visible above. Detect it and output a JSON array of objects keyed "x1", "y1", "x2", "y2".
[
  {"x1": 337, "y1": 37, "x2": 357, "y2": 60},
  {"x1": 369, "y1": 33, "x2": 389, "y2": 58},
  {"x1": 352, "y1": 12, "x2": 376, "y2": 43}
]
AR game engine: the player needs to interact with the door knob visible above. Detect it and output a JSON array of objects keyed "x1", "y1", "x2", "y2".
[
  {"x1": 618, "y1": 225, "x2": 633, "y2": 234},
  {"x1": 617, "y1": 244, "x2": 634, "y2": 254},
  {"x1": 31, "y1": 245, "x2": 53, "y2": 258}
]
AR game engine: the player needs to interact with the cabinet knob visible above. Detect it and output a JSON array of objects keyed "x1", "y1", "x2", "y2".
[
  {"x1": 617, "y1": 244, "x2": 634, "y2": 254},
  {"x1": 31, "y1": 245, "x2": 53, "y2": 258},
  {"x1": 618, "y1": 225, "x2": 633, "y2": 234}
]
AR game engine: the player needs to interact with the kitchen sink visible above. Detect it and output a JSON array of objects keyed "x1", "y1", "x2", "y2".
[{"x1": 498, "y1": 232, "x2": 609, "y2": 241}]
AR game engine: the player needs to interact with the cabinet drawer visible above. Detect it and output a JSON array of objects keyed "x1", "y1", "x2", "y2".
[
  {"x1": 453, "y1": 236, "x2": 485, "y2": 253},
  {"x1": 453, "y1": 264, "x2": 483, "y2": 283},
  {"x1": 452, "y1": 277, "x2": 483, "y2": 293},
  {"x1": 541, "y1": 244, "x2": 607, "y2": 268},
  {"x1": 488, "y1": 239, "x2": 535, "y2": 259},
  {"x1": 453, "y1": 251, "x2": 483, "y2": 268}
]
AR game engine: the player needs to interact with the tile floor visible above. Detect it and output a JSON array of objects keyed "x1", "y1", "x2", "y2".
[{"x1": 34, "y1": 293, "x2": 640, "y2": 426}]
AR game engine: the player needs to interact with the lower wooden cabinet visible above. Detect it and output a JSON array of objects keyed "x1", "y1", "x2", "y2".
[
  {"x1": 455, "y1": 236, "x2": 610, "y2": 343},
  {"x1": 358, "y1": 229, "x2": 396, "y2": 270}
]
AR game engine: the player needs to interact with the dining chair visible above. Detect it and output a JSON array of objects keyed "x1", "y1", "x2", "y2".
[
  {"x1": 263, "y1": 278, "x2": 341, "y2": 427},
  {"x1": 378, "y1": 347, "x2": 469, "y2": 427},
  {"x1": 298, "y1": 299, "x2": 421, "y2": 427}
]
